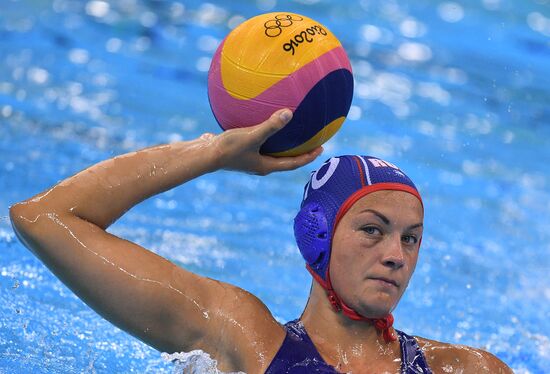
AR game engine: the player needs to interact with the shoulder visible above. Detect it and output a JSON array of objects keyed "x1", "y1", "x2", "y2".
[
  {"x1": 233, "y1": 289, "x2": 288, "y2": 373},
  {"x1": 200, "y1": 284, "x2": 287, "y2": 373},
  {"x1": 414, "y1": 336, "x2": 513, "y2": 373}
]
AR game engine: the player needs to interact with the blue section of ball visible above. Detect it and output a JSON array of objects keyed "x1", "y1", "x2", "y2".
[{"x1": 260, "y1": 69, "x2": 354, "y2": 154}]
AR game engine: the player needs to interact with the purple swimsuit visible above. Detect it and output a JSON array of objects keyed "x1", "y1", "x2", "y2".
[{"x1": 265, "y1": 320, "x2": 433, "y2": 374}]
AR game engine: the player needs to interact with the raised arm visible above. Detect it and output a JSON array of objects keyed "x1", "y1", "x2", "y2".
[{"x1": 9, "y1": 109, "x2": 322, "y2": 373}]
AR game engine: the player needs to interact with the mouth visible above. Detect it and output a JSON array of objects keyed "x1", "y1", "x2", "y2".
[{"x1": 369, "y1": 277, "x2": 399, "y2": 287}]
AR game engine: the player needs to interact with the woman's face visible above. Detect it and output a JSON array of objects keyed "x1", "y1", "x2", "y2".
[{"x1": 329, "y1": 190, "x2": 424, "y2": 318}]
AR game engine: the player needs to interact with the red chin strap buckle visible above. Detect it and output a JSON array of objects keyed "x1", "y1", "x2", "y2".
[{"x1": 373, "y1": 314, "x2": 396, "y2": 342}]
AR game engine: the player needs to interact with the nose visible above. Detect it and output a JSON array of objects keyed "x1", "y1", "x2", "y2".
[{"x1": 382, "y1": 235, "x2": 405, "y2": 269}]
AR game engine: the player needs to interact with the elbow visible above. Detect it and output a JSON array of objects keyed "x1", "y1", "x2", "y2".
[
  {"x1": 9, "y1": 200, "x2": 58, "y2": 258},
  {"x1": 9, "y1": 202, "x2": 28, "y2": 234},
  {"x1": 9, "y1": 196, "x2": 56, "y2": 230},
  {"x1": 9, "y1": 202, "x2": 35, "y2": 245},
  {"x1": 9, "y1": 200, "x2": 51, "y2": 250}
]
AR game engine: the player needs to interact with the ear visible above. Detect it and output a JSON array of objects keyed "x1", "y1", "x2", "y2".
[{"x1": 294, "y1": 202, "x2": 330, "y2": 281}]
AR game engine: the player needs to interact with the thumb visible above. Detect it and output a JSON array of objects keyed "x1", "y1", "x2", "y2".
[{"x1": 255, "y1": 109, "x2": 293, "y2": 142}]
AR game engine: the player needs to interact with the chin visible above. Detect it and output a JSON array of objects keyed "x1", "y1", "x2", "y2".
[
  {"x1": 357, "y1": 295, "x2": 397, "y2": 318},
  {"x1": 360, "y1": 305, "x2": 393, "y2": 319}
]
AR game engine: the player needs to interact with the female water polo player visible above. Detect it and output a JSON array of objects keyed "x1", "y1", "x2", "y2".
[{"x1": 10, "y1": 109, "x2": 512, "y2": 373}]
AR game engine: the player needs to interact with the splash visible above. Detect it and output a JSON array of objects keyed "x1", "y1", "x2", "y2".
[{"x1": 162, "y1": 350, "x2": 245, "y2": 374}]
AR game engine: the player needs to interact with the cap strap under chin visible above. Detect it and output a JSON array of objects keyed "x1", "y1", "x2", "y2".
[{"x1": 306, "y1": 265, "x2": 397, "y2": 343}]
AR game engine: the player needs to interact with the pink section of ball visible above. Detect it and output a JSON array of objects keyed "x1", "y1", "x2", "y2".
[{"x1": 208, "y1": 42, "x2": 352, "y2": 130}]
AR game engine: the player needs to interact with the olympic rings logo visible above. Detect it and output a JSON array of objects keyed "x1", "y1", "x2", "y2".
[{"x1": 264, "y1": 14, "x2": 304, "y2": 37}]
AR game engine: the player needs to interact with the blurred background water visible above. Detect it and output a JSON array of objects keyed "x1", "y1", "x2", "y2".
[{"x1": 1, "y1": 0, "x2": 549, "y2": 372}]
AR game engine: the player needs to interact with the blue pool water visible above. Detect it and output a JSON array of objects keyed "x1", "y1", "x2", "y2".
[{"x1": 1, "y1": 0, "x2": 549, "y2": 372}]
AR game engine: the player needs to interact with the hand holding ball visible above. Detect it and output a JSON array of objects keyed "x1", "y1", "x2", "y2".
[{"x1": 207, "y1": 13, "x2": 353, "y2": 156}]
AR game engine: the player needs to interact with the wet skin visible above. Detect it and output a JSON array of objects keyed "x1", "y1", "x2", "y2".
[{"x1": 10, "y1": 109, "x2": 513, "y2": 373}]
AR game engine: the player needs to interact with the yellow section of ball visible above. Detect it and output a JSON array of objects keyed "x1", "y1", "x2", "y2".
[{"x1": 220, "y1": 12, "x2": 342, "y2": 100}]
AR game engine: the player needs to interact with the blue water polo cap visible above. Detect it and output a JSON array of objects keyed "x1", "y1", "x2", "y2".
[
  {"x1": 293, "y1": 155, "x2": 423, "y2": 342},
  {"x1": 294, "y1": 155, "x2": 422, "y2": 283}
]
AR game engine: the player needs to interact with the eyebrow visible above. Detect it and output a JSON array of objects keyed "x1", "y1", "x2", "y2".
[{"x1": 359, "y1": 209, "x2": 423, "y2": 230}]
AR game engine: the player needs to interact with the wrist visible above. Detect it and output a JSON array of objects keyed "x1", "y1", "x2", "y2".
[{"x1": 190, "y1": 133, "x2": 226, "y2": 173}]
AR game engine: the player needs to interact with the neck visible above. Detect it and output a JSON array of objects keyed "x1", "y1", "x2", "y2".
[{"x1": 299, "y1": 282, "x2": 401, "y2": 371}]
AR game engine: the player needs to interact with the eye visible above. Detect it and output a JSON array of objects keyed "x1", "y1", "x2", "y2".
[
  {"x1": 401, "y1": 234, "x2": 418, "y2": 245},
  {"x1": 361, "y1": 226, "x2": 382, "y2": 236}
]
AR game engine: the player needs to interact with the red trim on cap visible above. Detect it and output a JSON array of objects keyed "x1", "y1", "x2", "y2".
[{"x1": 334, "y1": 183, "x2": 423, "y2": 231}]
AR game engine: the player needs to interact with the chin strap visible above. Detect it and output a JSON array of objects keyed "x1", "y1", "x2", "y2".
[{"x1": 307, "y1": 265, "x2": 397, "y2": 343}]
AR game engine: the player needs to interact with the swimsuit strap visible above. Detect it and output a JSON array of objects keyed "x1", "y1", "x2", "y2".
[
  {"x1": 396, "y1": 329, "x2": 434, "y2": 374},
  {"x1": 264, "y1": 319, "x2": 338, "y2": 373}
]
